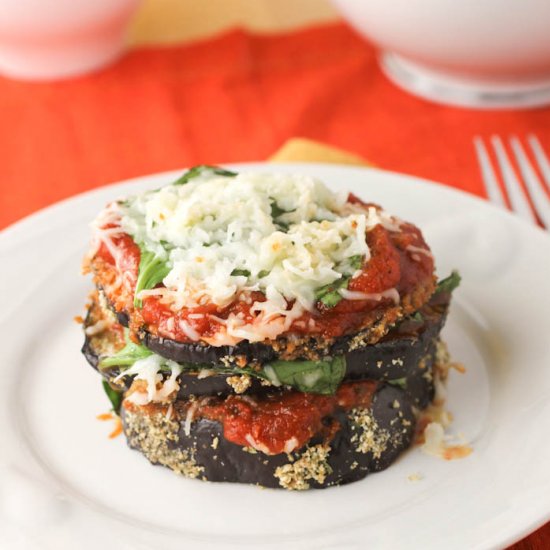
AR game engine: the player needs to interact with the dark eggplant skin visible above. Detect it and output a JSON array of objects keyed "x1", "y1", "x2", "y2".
[
  {"x1": 142, "y1": 331, "x2": 277, "y2": 365},
  {"x1": 83, "y1": 293, "x2": 442, "y2": 406},
  {"x1": 81, "y1": 334, "x2": 102, "y2": 377},
  {"x1": 81, "y1": 301, "x2": 269, "y2": 397},
  {"x1": 105, "y1": 288, "x2": 451, "y2": 366},
  {"x1": 121, "y1": 383, "x2": 416, "y2": 489},
  {"x1": 84, "y1": 313, "x2": 439, "y2": 408}
]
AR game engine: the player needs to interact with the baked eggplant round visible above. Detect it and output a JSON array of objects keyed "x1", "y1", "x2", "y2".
[
  {"x1": 83, "y1": 291, "x2": 444, "y2": 406},
  {"x1": 120, "y1": 382, "x2": 416, "y2": 489},
  {"x1": 86, "y1": 170, "x2": 436, "y2": 361}
]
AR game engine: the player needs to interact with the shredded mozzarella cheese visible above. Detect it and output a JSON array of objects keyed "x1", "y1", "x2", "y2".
[
  {"x1": 283, "y1": 437, "x2": 299, "y2": 454},
  {"x1": 184, "y1": 401, "x2": 199, "y2": 436},
  {"x1": 92, "y1": 171, "x2": 411, "y2": 342},
  {"x1": 117, "y1": 355, "x2": 182, "y2": 405},
  {"x1": 84, "y1": 319, "x2": 110, "y2": 336},
  {"x1": 406, "y1": 245, "x2": 434, "y2": 260},
  {"x1": 339, "y1": 287, "x2": 400, "y2": 304},
  {"x1": 244, "y1": 434, "x2": 271, "y2": 454}
]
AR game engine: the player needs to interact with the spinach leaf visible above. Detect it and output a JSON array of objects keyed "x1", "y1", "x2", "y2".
[
  {"x1": 270, "y1": 202, "x2": 288, "y2": 219},
  {"x1": 349, "y1": 254, "x2": 363, "y2": 270},
  {"x1": 314, "y1": 255, "x2": 365, "y2": 308},
  {"x1": 166, "y1": 356, "x2": 346, "y2": 395},
  {"x1": 270, "y1": 201, "x2": 296, "y2": 231},
  {"x1": 315, "y1": 275, "x2": 352, "y2": 308},
  {"x1": 102, "y1": 381, "x2": 123, "y2": 414},
  {"x1": 99, "y1": 340, "x2": 347, "y2": 395},
  {"x1": 99, "y1": 333, "x2": 153, "y2": 370},
  {"x1": 134, "y1": 245, "x2": 171, "y2": 308},
  {"x1": 173, "y1": 165, "x2": 237, "y2": 185},
  {"x1": 159, "y1": 239, "x2": 175, "y2": 250},
  {"x1": 270, "y1": 203, "x2": 283, "y2": 218},
  {"x1": 435, "y1": 271, "x2": 461, "y2": 294},
  {"x1": 231, "y1": 268, "x2": 251, "y2": 277},
  {"x1": 264, "y1": 356, "x2": 346, "y2": 395}
]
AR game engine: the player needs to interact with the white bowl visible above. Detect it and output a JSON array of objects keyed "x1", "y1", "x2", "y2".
[
  {"x1": 0, "y1": 0, "x2": 141, "y2": 81},
  {"x1": 331, "y1": 0, "x2": 550, "y2": 109}
]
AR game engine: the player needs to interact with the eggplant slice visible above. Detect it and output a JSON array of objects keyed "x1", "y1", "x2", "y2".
[
  {"x1": 121, "y1": 383, "x2": 416, "y2": 490},
  {"x1": 83, "y1": 293, "x2": 442, "y2": 406},
  {"x1": 101, "y1": 285, "x2": 448, "y2": 365}
]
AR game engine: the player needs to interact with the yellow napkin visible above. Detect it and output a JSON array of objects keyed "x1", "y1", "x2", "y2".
[
  {"x1": 129, "y1": 0, "x2": 338, "y2": 46},
  {"x1": 269, "y1": 138, "x2": 370, "y2": 166}
]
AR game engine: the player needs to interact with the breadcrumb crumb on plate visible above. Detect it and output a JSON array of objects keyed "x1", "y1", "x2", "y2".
[{"x1": 407, "y1": 472, "x2": 423, "y2": 482}]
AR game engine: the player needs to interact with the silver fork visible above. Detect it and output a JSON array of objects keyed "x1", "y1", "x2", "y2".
[{"x1": 473, "y1": 134, "x2": 550, "y2": 228}]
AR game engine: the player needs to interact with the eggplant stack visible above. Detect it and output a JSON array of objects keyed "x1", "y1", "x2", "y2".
[{"x1": 81, "y1": 166, "x2": 459, "y2": 490}]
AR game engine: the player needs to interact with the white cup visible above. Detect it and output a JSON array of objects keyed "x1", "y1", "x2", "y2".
[
  {"x1": 0, "y1": 0, "x2": 141, "y2": 81},
  {"x1": 331, "y1": 0, "x2": 550, "y2": 109}
]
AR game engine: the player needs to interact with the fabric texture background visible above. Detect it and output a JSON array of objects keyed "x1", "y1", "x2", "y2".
[{"x1": 2, "y1": 23, "x2": 550, "y2": 229}]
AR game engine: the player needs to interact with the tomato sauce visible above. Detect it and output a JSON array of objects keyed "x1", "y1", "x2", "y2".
[
  {"x1": 96, "y1": 231, "x2": 140, "y2": 285},
  {"x1": 94, "y1": 213, "x2": 434, "y2": 342},
  {"x1": 197, "y1": 380, "x2": 377, "y2": 454}
]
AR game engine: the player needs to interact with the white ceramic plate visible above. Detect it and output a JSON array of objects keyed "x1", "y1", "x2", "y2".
[{"x1": 1, "y1": 163, "x2": 550, "y2": 550}]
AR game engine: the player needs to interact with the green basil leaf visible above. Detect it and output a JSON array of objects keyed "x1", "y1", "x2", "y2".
[
  {"x1": 436, "y1": 270, "x2": 461, "y2": 294},
  {"x1": 99, "y1": 333, "x2": 153, "y2": 370},
  {"x1": 265, "y1": 356, "x2": 346, "y2": 395},
  {"x1": 271, "y1": 201, "x2": 293, "y2": 219},
  {"x1": 314, "y1": 255, "x2": 365, "y2": 308},
  {"x1": 231, "y1": 268, "x2": 251, "y2": 277},
  {"x1": 315, "y1": 275, "x2": 351, "y2": 308},
  {"x1": 270, "y1": 202, "x2": 285, "y2": 218},
  {"x1": 270, "y1": 201, "x2": 296, "y2": 231},
  {"x1": 134, "y1": 245, "x2": 171, "y2": 308},
  {"x1": 173, "y1": 165, "x2": 237, "y2": 185},
  {"x1": 159, "y1": 239, "x2": 174, "y2": 250},
  {"x1": 101, "y1": 344, "x2": 347, "y2": 395},
  {"x1": 102, "y1": 381, "x2": 123, "y2": 414},
  {"x1": 349, "y1": 254, "x2": 363, "y2": 270}
]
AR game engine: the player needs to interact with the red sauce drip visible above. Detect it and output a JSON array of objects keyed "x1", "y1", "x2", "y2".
[
  {"x1": 390, "y1": 223, "x2": 434, "y2": 294},
  {"x1": 197, "y1": 381, "x2": 377, "y2": 454},
  {"x1": 96, "y1": 229, "x2": 140, "y2": 286},
  {"x1": 349, "y1": 225, "x2": 401, "y2": 293}
]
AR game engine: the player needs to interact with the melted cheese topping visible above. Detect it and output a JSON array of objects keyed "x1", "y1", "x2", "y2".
[
  {"x1": 117, "y1": 355, "x2": 182, "y2": 405},
  {"x1": 93, "y1": 171, "x2": 403, "y2": 343}
]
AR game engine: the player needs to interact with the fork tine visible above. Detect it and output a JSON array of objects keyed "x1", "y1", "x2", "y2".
[
  {"x1": 510, "y1": 136, "x2": 550, "y2": 228},
  {"x1": 527, "y1": 134, "x2": 550, "y2": 192},
  {"x1": 473, "y1": 136, "x2": 506, "y2": 208},
  {"x1": 490, "y1": 135, "x2": 537, "y2": 224}
]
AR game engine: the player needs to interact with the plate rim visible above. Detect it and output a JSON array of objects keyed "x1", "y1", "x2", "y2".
[{"x1": 2, "y1": 161, "x2": 550, "y2": 243}]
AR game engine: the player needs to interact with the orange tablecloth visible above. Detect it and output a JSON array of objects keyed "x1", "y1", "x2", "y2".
[
  {"x1": 2, "y1": 23, "x2": 550, "y2": 230},
  {"x1": 0, "y1": 21, "x2": 549, "y2": 548}
]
